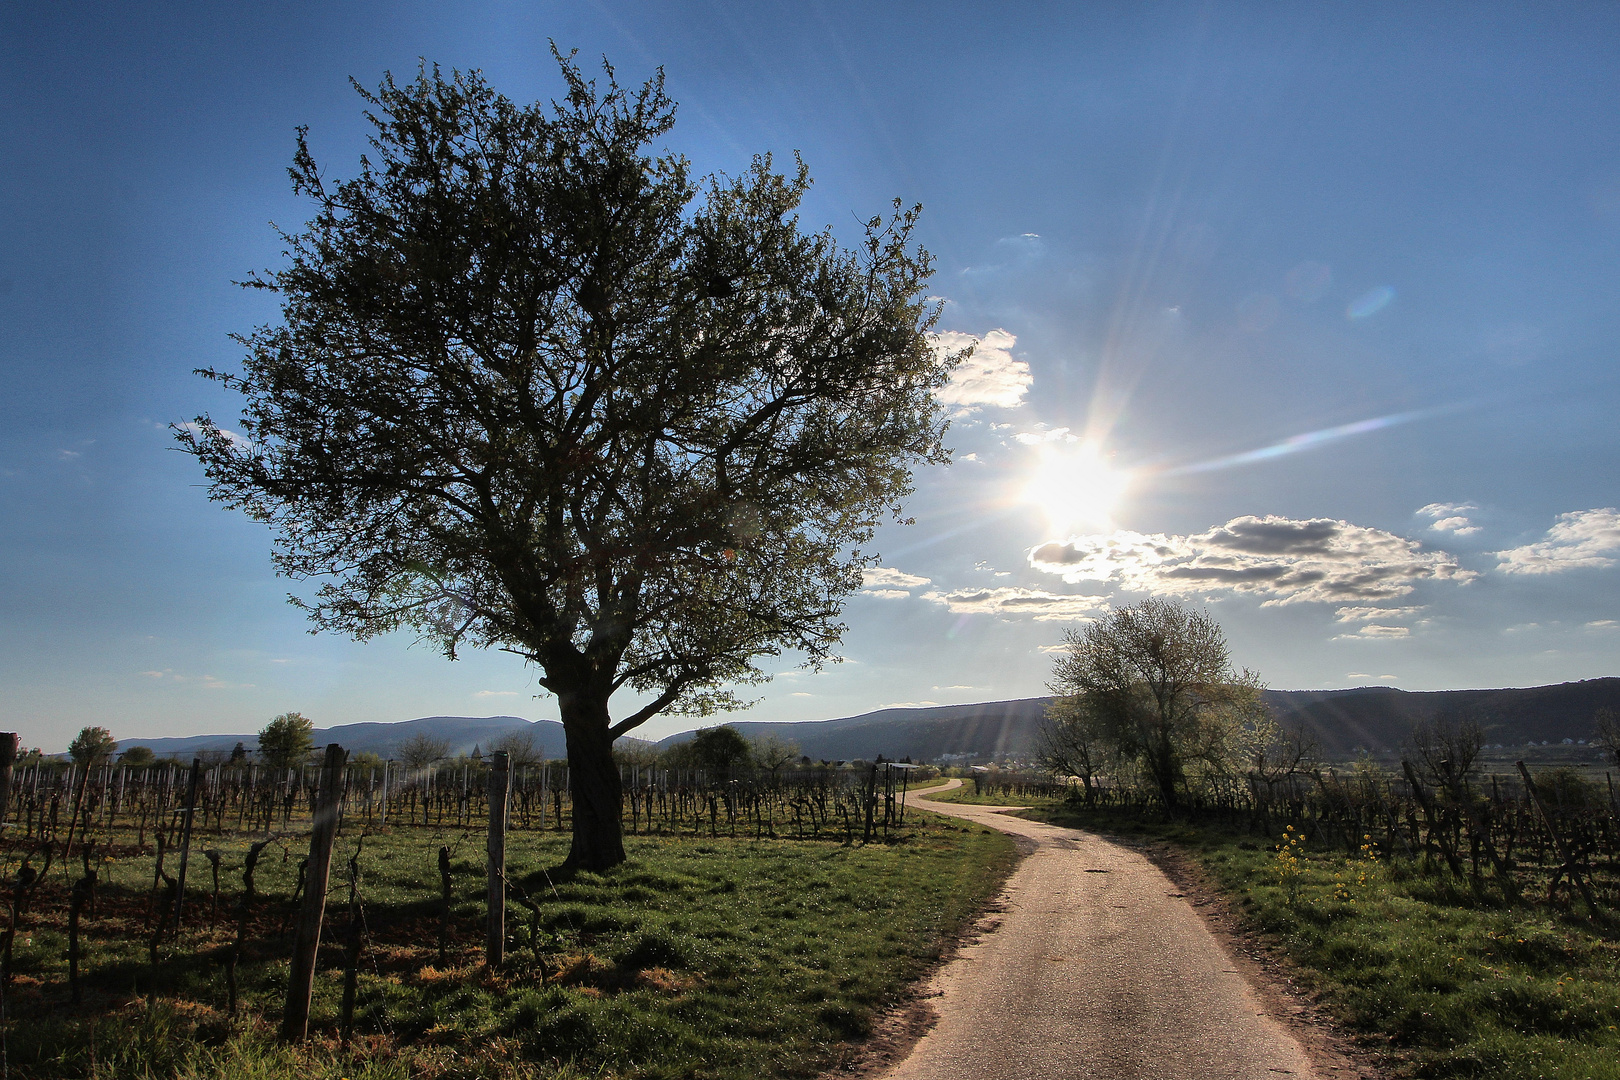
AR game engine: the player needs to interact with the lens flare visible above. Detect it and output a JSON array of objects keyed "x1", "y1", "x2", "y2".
[
  {"x1": 1164, "y1": 405, "x2": 1463, "y2": 477},
  {"x1": 1347, "y1": 285, "x2": 1395, "y2": 319}
]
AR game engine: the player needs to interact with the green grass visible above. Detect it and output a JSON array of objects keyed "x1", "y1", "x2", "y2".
[
  {"x1": 1007, "y1": 799, "x2": 1620, "y2": 1080},
  {"x1": 2, "y1": 814, "x2": 1016, "y2": 1079}
]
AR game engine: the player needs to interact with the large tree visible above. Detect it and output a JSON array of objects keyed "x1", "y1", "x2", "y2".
[
  {"x1": 1045, "y1": 598, "x2": 1268, "y2": 809},
  {"x1": 178, "y1": 55, "x2": 957, "y2": 869}
]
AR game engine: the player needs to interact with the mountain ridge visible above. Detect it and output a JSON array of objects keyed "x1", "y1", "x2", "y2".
[{"x1": 95, "y1": 678, "x2": 1620, "y2": 763}]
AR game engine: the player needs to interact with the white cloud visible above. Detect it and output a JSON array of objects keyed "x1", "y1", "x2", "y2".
[
  {"x1": 1013, "y1": 426, "x2": 1079, "y2": 446},
  {"x1": 475, "y1": 690, "x2": 520, "y2": 697},
  {"x1": 1335, "y1": 605, "x2": 1423, "y2": 623},
  {"x1": 921, "y1": 586, "x2": 1109, "y2": 622},
  {"x1": 139, "y1": 668, "x2": 252, "y2": 689},
  {"x1": 790, "y1": 692, "x2": 813, "y2": 698},
  {"x1": 1418, "y1": 502, "x2": 1481, "y2": 536},
  {"x1": 931, "y1": 329, "x2": 1031, "y2": 410},
  {"x1": 862, "y1": 567, "x2": 931, "y2": 590},
  {"x1": 863, "y1": 589, "x2": 911, "y2": 600},
  {"x1": 1496, "y1": 508, "x2": 1620, "y2": 574},
  {"x1": 1336, "y1": 624, "x2": 1411, "y2": 640},
  {"x1": 1348, "y1": 672, "x2": 1400, "y2": 681},
  {"x1": 1586, "y1": 620, "x2": 1618, "y2": 631},
  {"x1": 1029, "y1": 515, "x2": 1474, "y2": 605}
]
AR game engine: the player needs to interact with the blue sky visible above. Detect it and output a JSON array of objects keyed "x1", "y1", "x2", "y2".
[{"x1": 3, "y1": 2, "x2": 1618, "y2": 752}]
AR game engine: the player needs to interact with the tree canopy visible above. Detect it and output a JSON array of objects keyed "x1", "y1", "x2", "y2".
[
  {"x1": 682, "y1": 725, "x2": 753, "y2": 773},
  {"x1": 68, "y1": 726, "x2": 117, "y2": 767},
  {"x1": 489, "y1": 729, "x2": 544, "y2": 768},
  {"x1": 398, "y1": 732, "x2": 452, "y2": 771},
  {"x1": 258, "y1": 712, "x2": 316, "y2": 771},
  {"x1": 178, "y1": 54, "x2": 956, "y2": 868},
  {"x1": 1043, "y1": 599, "x2": 1270, "y2": 808}
]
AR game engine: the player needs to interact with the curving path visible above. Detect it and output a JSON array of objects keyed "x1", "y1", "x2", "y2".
[{"x1": 884, "y1": 780, "x2": 1322, "y2": 1080}]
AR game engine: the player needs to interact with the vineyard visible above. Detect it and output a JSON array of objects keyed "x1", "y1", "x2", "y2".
[
  {"x1": 0, "y1": 737, "x2": 958, "y2": 1078},
  {"x1": 1026, "y1": 757, "x2": 1620, "y2": 913}
]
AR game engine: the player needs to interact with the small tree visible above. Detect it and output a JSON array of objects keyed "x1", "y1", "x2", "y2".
[
  {"x1": 178, "y1": 55, "x2": 956, "y2": 869},
  {"x1": 68, "y1": 726, "x2": 117, "y2": 767},
  {"x1": 1594, "y1": 706, "x2": 1620, "y2": 769},
  {"x1": 1047, "y1": 598, "x2": 1267, "y2": 810},
  {"x1": 679, "y1": 725, "x2": 753, "y2": 774},
  {"x1": 1406, "y1": 711, "x2": 1484, "y2": 801},
  {"x1": 489, "y1": 729, "x2": 543, "y2": 768},
  {"x1": 229, "y1": 741, "x2": 249, "y2": 764},
  {"x1": 258, "y1": 712, "x2": 315, "y2": 771},
  {"x1": 398, "y1": 732, "x2": 451, "y2": 771},
  {"x1": 117, "y1": 745, "x2": 156, "y2": 768},
  {"x1": 1039, "y1": 695, "x2": 1111, "y2": 804},
  {"x1": 750, "y1": 733, "x2": 801, "y2": 779}
]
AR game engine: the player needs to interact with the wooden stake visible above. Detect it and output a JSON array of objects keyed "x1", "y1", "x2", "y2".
[
  {"x1": 486, "y1": 750, "x2": 509, "y2": 968},
  {"x1": 282, "y1": 743, "x2": 347, "y2": 1041},
  {"x1": 437, "y1": 845, "x2": 452, "y2": 966},
  {"x1": 170, "y1": 758, "x2": 202, "y2": 934}
]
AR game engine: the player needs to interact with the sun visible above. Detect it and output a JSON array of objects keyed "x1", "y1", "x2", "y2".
[{"x1": 1024, "y1": 443, "x2": 1128, "y2": 533}]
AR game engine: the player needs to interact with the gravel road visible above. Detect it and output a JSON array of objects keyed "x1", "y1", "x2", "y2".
[{"x1": 882, "y1": 781, "x2": 1321, "y2": 1080}]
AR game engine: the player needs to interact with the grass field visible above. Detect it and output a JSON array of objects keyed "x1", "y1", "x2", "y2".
[
  {"x1": 1002, "y1": 798, "x2": 1620, "y2": 1080},
  {"x1": 1, "y1": 812, "x2": 1017, "y2": 1079}
]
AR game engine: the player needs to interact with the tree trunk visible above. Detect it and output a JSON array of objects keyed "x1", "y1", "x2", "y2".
[{"x1": 559, "y1": 692, "x2": 625, "y2": 870}]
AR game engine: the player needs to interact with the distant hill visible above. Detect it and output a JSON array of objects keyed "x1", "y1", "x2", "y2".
[
  {"x1": 119, "y1": 716, "x2": 564, "y2": 761},
  {"x1": 655, "y1": 680, "x2": 1620, "y2": 763},
  {"x1": 1261, "y1": 679, "x2": 1620, "y2": 758},
  {"x1": 110, "y1": 678, "x2": 1619, "y2": 765},
  {"x1": 653, "y1": 698, "x2": 1053, "y2": 762}
]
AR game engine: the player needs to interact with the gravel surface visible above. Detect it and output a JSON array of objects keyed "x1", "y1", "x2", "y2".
[{"x1": 881, "y1": 782, "x2": 1321, "y2": 1080}]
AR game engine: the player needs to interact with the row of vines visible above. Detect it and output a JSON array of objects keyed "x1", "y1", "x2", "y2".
[
  {"x1": 1063, "y1": 758, "x2": 1620, "y2": 915},
  {"x1": 3, "y1": 756, "x2": 925, "y2": 849},
  {"x1": 0, "y1": 739, "x2": 928, "y2": 1048}
]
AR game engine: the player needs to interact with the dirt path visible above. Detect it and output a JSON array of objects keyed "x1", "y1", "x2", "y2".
[{"x1": 881, "y1": 780, "x2": 1323, "y2": 1080}]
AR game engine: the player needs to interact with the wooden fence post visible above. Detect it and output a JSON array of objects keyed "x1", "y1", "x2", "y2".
[
  {"x1": 171, "y1": 758, "x2": 202, "y2": 933},
  {"x1": 0, "y1": 733, "x2": 17, "y2": 832},
  {"x1": 282, "y1": 743, "x2": 347, "y2": 1041},
  {"x1": 437, "y1": 846, "x2": 452, "y2": 966},
  {"x1": 487, "y1": 750, "x2": 509, "y2": 968}
]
